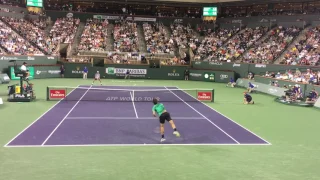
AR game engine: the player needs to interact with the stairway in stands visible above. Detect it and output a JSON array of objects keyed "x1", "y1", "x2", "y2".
[
  {"x1": 163, "y1": 24, "x2": 180, "y2": 57},
  {"x1": 71, "y1": 22, "x2": 85, "y2": 55},
  {"x1": 106, "y1": 23, "x2": 114, "y2": 51},
  {"x1": 137, "y1": 24, "x2": 147, "y2": 53},
  {"x1": 274, "y1": 26, "x2": 311, "y2": 64}
]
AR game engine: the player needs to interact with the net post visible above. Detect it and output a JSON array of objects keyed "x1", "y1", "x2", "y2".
[
  {"x1": 211, "y1": 89, "x2": 215, "y2": 102},
  {"x1": 46, "y1": 86, "x2": 49, "y2": 101}
]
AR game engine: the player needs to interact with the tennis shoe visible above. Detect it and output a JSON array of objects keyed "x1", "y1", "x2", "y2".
[
  {"x1": 160, "y1": 138, "x2": 166, "y2": 143},
  {"x1": 173, "y1": 131, "x2": 180, "y2": 137}
]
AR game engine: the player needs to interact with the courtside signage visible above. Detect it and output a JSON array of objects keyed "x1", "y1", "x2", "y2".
[
  {"x1": 106, "y1": 67, "x2": 147, "y2": 75},
  {"x1": 197, "y1": 92, "x2": 212, "y2": 101},
  {"x1": 49, "y1": 90, "x2": 66, "y2": 99}
]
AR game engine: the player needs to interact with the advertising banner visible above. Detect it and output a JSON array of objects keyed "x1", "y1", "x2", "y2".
[
  {"x1": 106, "y1": 67, "x2": 147, "y2": 78},
  {"x1": 189, "y1": 69, "x2": 234, "y2": 83},
  {"x1": 10, "y1": 66, "x2": 34, "y2": 80},
  {"x1": 203, "y1": 72, "x2": 215, "y2": 82},
  {"x1": 34, "y1": 66, "x2": 61, "y2": 79},
  {"x1": 0, "y1": 55, "x2": 58, "y2": 61}
]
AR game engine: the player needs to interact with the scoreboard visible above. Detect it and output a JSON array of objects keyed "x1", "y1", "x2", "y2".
[
  {"x1": 27, "y1": 0, "x2": 43, "y2": 8},
  {"x1": 203, "y1": 7, "x2": 217, "y2": 17}
]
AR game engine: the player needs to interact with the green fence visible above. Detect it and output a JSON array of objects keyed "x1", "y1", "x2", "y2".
[
  {"x1": 63, "y1": 63, "x2": 188, "y2": 80},
  {"x1": 189, "y1": 69, "x2": 235, "y2": 83}
]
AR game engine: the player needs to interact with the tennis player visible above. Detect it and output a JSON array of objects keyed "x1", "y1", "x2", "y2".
[
  {"x1": 124, "y1": 70, "x2": 130, "y2": 79},
  {"x1": 243, "y1": 92, "x2": 254, "y2": 104},
  {"x1": 152, "y1": 98, "x2": 180, "y2": 142},
  {"x1": 92, "y1": 71, "x2": 102, "y2": 85}
]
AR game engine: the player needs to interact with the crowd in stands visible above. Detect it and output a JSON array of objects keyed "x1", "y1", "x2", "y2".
[
  {"x1": 208, "y1": 26, "x2": 268, "y2": 62},
  {"x1": 105, "y1": 52, "x2": 147, "y2": 64},
  {"x1": 160, "y1": 56, "x2": 186, "y2": 65},
  {"x1": 78, "y1": 19, "x2": 108, "y2": 52},
  {"x1": 281, "y1": 26, "x2": 320, "y2": 66},
  {"x1": 192, "y1": 28, "x2": 240, "y2": 60},
  {"x1": 1, "y1": 17, "x2": 60, "y2": 55},
  {"x1": 264, "y1": 69, "x2": 320, "y2": 85},
  {"x1": 113, "y1": 20, "x2": 138, "y2": 52},
  {"x1": 0, "y1": 20, "x2": 43, "y2": 55},
  {"x1": 50, "y1": 17, "x2": 80, "y2": 44},
  {"x1": 170, "y1": 23, "x2": 197, "y2": 49},
  {"x1": 241, "y1": 26, "x2": 300, "y2": 64},
  {"x1": 143, "y1": 23, "x2": 174, "y2": 54}
]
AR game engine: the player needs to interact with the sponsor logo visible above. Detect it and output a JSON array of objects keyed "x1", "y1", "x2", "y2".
[
  {"x1": 255, "y1": 64, "x2": 266, "y2": 68},
  {"x1": 220, "y1": 74, "x2": 228, "y2": 79},
  {"x1": 66, "y1": 13, "x2": 73, "y2": 18},
  {"x1": 204, "y1": 73, "x2": 215, "y2": 81},
  {"x1": 1, "y1": 56, "x2": 18, "y2": 60},
  {"x1": 194, "y1": 61, "x2": 201, "y2": 65},
  {"x1": 36, "y1": 70, "x2": 43, "y2": 75},
  {"x1": 49, "y1": 89, "x2": 66, "y2": 99},
  {"x1": 72, "y1": 66, "x2": 82, "y2": 74},
  {"x1": 209, "y1": 62, "x2": 222, "y2": 65},
  {"x1": 233, "y1": 63, "x2": 241, "y2": 67},
  {"x1": 168, "y1": 69, "x2": 180, "y2": 77},
  {"x1": 47, "y1": 56, "x2": 55, "y2": 60},
  {"x1": 174, "y1": 19, "x2": 183, "y2": 23},
  {"x1": 48, "y1": 70, "x2": 60, "y2": 74},
  {"x1": 15, "y1": 94, "x2": 26, "y2": 98},
  {"x1": 232, "y1": 19, "x2": 242, "y2": 24},
  {"x1": 36, "y1": 70, "x2": 60, "y2": 75},
  {"x1": 106, "y1": 67, "x2": 147, "y2": 75},
  {"x1": 197, "y1": 92, "x2": 212, "y2": 101},
  {"x1": 190, "y1": 73, "x2": 201, "y2": 77},
  {"x1": 27, "y1": 56, "x2": 35, "y2": 60},
  {"x1": 132, "y1": 17, "x2": 157, "y2": 22},
  {"x1": 0, "y1": 56, "x2": 36, "y2": 60}
]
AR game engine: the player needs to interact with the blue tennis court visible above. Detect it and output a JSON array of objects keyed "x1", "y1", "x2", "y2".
[{"x1": 5, "y1": 86, "x2": 270, "y2": 147}]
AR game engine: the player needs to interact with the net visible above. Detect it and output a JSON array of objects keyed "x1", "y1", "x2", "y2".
[{"x1": 46, "y1": 86, "x2": 215, "y2": 102}]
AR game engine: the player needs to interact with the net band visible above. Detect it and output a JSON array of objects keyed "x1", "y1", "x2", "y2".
[{"x1": 46, "y1": 86, "x2": 215, "y2": 102}]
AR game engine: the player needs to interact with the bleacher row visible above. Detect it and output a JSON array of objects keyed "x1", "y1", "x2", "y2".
[{"x1": 0, "y1": 15, "x2": 319, "y2": 66}]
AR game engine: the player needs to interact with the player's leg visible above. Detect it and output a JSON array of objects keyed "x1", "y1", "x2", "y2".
[
  {"x1": 99, "y1": 79, "x2": 102, "y2": 85},
  {"x1": 92, "y1": 78, "x2": 96, "y2": 85},
  {"x1": 165, "y1": 112, "x2": 180, "y2": 137},
  {"x1": 159, "y1": 115, "x2": 166, "y2": 142}
]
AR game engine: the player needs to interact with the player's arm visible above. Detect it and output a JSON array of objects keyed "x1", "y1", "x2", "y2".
[{"x1": 152, "y1": 106, "x2": 157, "y2": 117}]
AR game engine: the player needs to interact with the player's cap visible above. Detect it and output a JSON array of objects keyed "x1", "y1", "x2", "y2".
[
  {"x1": 23, "y1": 62, "x2": 27, "y2": 65},
  {"x1": 97, "y1": 71, "x2": 99, "y2": 73}
]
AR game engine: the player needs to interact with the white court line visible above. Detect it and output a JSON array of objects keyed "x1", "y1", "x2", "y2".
[
  {"x1": 41, "y1": 85, "x2": 93, "y2": 146},
  {"x1": 130, "y1": 91, "x2": 138, "y2": 118},
  {"x1": 164, "y1": 86, "x2": 240, "y2": 144},
  {"x1": 65, "y1": 117, "x2": 206, "y2": 120},
  {"x1": 173, "y1": 86, "x2": 271, "y2": 145},
  {"x1": 5, "y1": 143, "x2": 270, "y2": 148},
  {"x1": 3, "y1": 85, "x2": 80, "y2": 147}
]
